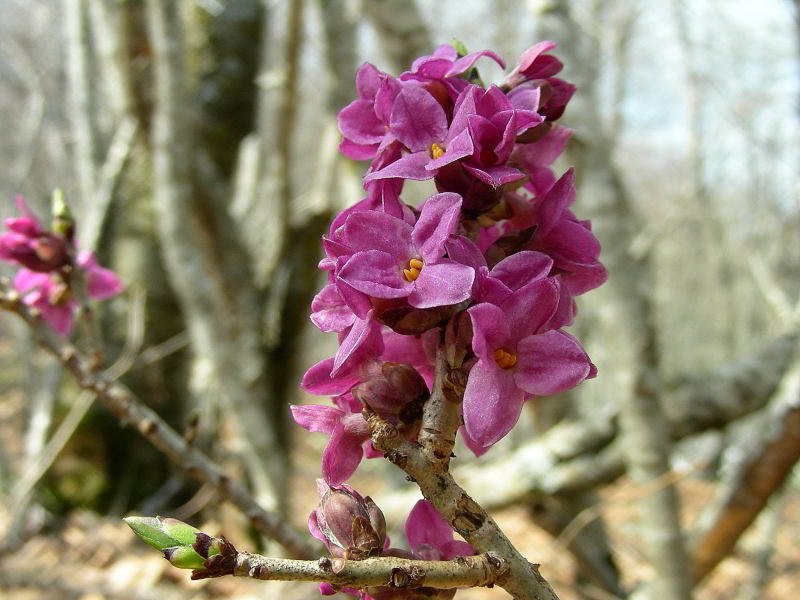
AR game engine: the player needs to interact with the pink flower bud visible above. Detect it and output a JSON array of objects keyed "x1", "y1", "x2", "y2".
[{"x1": 309, "y1": 481, "x2": 386, "y2": 560}]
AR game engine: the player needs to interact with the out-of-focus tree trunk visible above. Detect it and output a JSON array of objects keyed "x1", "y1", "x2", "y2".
[
  {"x1": 361, "y1": 0, "x2": 432, "y2": 71},
  {"x1": 145, "y1": 0, "x2": 285, "y2": 516},
  {"x1": 537, "y1": 2, "x2": 692, "y2": 598}
]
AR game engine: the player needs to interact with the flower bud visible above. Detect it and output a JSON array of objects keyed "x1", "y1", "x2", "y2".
[
  {"x1": 310, "y1": 481, "x2": 386, "y2": 560},
  {"x1": 352, "y1": 362, "x2": 428, "y2": 416},
  {"x1": 124, "y1": 516, "x2": 221, "y2": 571},
  {"x1": 162, "y1": 545, "x2": 207, "y2": 570},
  {"x1": 51, "y1": 188, "x2": 75, "y2": 241}
]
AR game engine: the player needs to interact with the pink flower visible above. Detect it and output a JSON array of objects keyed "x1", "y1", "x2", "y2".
[
  {"x1": 0, "y1": 197, "x2": 68, "y2": 272},
  {"x1": 338, "y1": 192, "x2": 474, "y2": 309},
  {"x1": 463, "y1": 278, "x2": 595, "y2": 449},
  {"x1": 12, "y1": 250, "x2": 122, "y2": 336}
]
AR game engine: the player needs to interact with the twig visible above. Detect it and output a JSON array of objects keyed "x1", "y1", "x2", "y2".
[
  {"x1": 232, "y1": 552, "x2": 508, "y2": 589},
  {"x1": 8, "y1": 288, "x2": 147, "y2": 517},
  {"x1": 80, "y1": 116, "x2": 139, "y2": 252},
  {"x1": 365, "y1": 410, "x2": 561, "y2": 600},
  {"x1": 0, "y1": 279, "x2": 321, "y2": 559},
  {"x1": 417, "y1": 342, "x2": 462, "y2": 465},
  {"x1": 690, "y1": 395, "x2": 800, "y2": 583}
]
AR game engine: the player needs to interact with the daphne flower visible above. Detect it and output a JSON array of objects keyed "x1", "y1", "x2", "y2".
[
  {"x1": 338, "y1": 192, "x2": 474, "y2": 309},
  {"x1": 463, "y1": 278, "x2": 594, "y2": 448}
]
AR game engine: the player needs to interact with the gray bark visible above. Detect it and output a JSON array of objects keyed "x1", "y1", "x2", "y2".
[
  {"x1": 145, "y1": 0, "x2": 284, "y2": 515},
  {"x1": 361, "y1": 0, "x2": 432, "y2": 71}
]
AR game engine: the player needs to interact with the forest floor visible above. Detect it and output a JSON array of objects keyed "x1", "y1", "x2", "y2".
[{"x1": 0, "y1": 470, "x2": 797, "y2": 600}]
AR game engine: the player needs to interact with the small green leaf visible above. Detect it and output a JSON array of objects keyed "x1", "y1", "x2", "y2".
[{"x1": 452, "y1": 39, "x2": 469, "y2": 58}]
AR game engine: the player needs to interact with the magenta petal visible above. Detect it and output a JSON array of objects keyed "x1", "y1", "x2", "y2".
[
  {"x1": 463, "y1": 359, "x2": 525, "y2": 447},
  {"x1": 343, "y1": 210, "x2": 413, "y2": 259},
  {"x1": 355, "y1": 62, "x2": 383, "y2": 99},
  {"x1": 459, "y1": 425, "x2": 490, "y2": 457},
  {"x1": 515, "y1": 330, "x2": 592, "y2": 396},
  {"x1": 338, "y1": 250, "x2": 411, "y2": 299},
  {"x1": 468, "y1": 302, "x2": 511, "y2": 362},
  {"x1": 338, "y1": 99, "x2": 385, "y2": 144},
  {"x1": 390, "y1": 87, "x2": 448, "y2": 152},
  {"x1": 427, "y1": 128, "x2": 474, "y2": 170},
  {"x1": 444, "y1": 235, "x2": 486, "y2": 270},
  {"x1": 308, "y1": 510, "x2": 325, "y2": 543},
  {"x1": 518, "y1": 126, "x2": 572, "y2": 167},
  {"x1": 463, "y1": 164, "x2": 525, "y2": 188},
  {"x1": 301, "y1": 357, "x2": 360, "y2": 395},
  {"x1": 407, "y1": 262, "x2": 474, "y2": 308},
  {"x1": 448, "y1": 86, "x2": 480, "y2": 140},
  {"x1": 322, "y1": 419, "x2": 368, "y2": 485},
  {"x1": 290, "y1": 404, "x2": 343, "y2": 434},
  {"x1": 405, "y1": 500, "x2": 454, "y2": 551},
  {"x1": 13, "y1": 269, "x2": 50, "y2": 293},
  {"x1": 445, "y1": 49, "x2": 505, "y2": 77},
  {"x1": 538, "y1": 169, "x2": 575, "y2": 236},
  {"x1": 339, "y1": 139, "x2": 378, "y2": 160},
  {"x1": 319, "y1": 583, "x2": 337, "y2": 596},
  {"x1": 332, "y1": 315, "x2": 380, "y2": 374},
  {"x1": 439, "y1": 540, "x2": 475, "y2": 560},
  {"x1": 499, "y1": 278, "x2": 559, "y2": 339},
  {"x1": 413, "y1": 192, "x2": 462, "y2": 261},
  {"x1": 311, "y1": 284, "x2": 356, "y2": 332},
  {"x1": 489, "y1": 251, "x2": 552, "y2": 291},
  {"x1": 363, "y1": 151, "x2": 434, "y2": 183},
  {"x1": 86, "y1": 268, "x2": 123, "y2": 300}
]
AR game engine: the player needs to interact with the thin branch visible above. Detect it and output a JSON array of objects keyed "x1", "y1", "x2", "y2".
[
  {"x1": 690, "y1": 396, "x2": 800, "y2": 583},
  {"x1": 366, "y1": 410, "x2": 561, "y2": 600},
  {"x1": 0, "y1": 280, "x2": 321, "y2": 559},
  {"x1": 80, "y1": 115, "x2": 138, "y2": 252},
  {"x1": 232, "y1": 552, "x2": 508, "y2": 589}
]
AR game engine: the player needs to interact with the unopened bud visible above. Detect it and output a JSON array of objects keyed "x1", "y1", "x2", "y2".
[
  {"x1": 312, "y1": 482, "x2": 386, "y2": 560},
  {"x1": 163, "y1": 545, "x2": 207, "y2": 570},
  {"x1": 352, "y1": 362, "x2": 428, "y2": 415},
  {"x1": 51, "y1": 189, "x2": 75, "y2": 241},
  {"x1": 124, "y1": 516, "x2": 220, "y2": 571}
]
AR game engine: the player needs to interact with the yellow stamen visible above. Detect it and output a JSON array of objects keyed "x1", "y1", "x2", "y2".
[
  {"x1": 403, "y1": 258, "x2": 424, "y2": 282},
  {"x1": 493, "y1": 348, "x2": 517, "y2": 369},
  {"x1": 430, "y1": 143, "x2": 445, "y2": 160}
]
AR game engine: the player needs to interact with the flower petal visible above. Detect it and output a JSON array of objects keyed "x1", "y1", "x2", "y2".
[
  {"x1": 413, "y1": 192, "x2": 462, "y2": 262},
  {"x1": 514, "y1": 330, "x2": 592, "y2": 396},
  {"x1": 407, "y1": 262, "x2": 474, "y2": 308},
  {"x1": 322, "y1": 422, "x2": 366, "y2": 485},
  {"x1": 390, "y1": 87, "x2": 448, "y2": 152},
  {"x1": 468, "y1": 302, "x2": 511, "y2": 363},
  {"x1": 404, "y1": 500, "x2": 454, "y2": 552},
  {"x1": 463, "y1": 359, "x2": 525, "y2": 447},
  {"x1": 363, "y1": 151, "x2": 434, "y2": 183},
  {"x1": 343, "y1": 210, "x2": 413, "y2": 260},
  {"x1": 290, "y1": 404, "x2": 343, "y2": 434},
  {"x1": 338, "y1": 250, "x2": 411, "y2": 299}
]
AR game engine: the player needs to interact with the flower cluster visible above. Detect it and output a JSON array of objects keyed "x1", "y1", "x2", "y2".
[
  {"x1": 293, "y1": 41, "x2": 607, "y2": 597},
  {"x1": 1, "y1": 196, "x2": 122, "y2": 335}
]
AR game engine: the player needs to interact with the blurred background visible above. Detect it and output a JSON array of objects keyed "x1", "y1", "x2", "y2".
[{"x1": 0, "y1": 0, "x2": 798, "y2": 599}]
